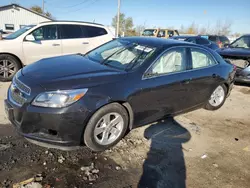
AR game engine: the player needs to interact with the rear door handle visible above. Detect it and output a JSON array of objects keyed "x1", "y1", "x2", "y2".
[
  {"x1": 82, "y1": 42, "x2": 89, "y2": 45},
  {"x1": 52, "y1": 43, "x2": 60, "y2": 46}
]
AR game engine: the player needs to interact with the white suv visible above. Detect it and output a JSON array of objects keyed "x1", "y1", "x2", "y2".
[{"x1": 0, "y1": 21, "x2": 114, "y2": 81}]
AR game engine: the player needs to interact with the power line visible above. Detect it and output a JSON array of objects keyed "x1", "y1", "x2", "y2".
[
  {"x1": 48, "y1": 0, "x2": 91, "y2": 9},
  {"x1": 62, "y1": 0, "x2": 90, "y2": 8},
  {"x1": 61, "y1": 0, "x2": 101, "y2": 14}
]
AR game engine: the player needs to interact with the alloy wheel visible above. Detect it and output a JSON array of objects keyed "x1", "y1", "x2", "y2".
[
  {"x1": 94, "y1": 112, "x2": 124, "y2": 145},
  {"x1": 0, "y1": 59, "x2": 17, "y2": 79},
  {"x1": 209, "y1": 85, "x2": 225, "y2": 107}
]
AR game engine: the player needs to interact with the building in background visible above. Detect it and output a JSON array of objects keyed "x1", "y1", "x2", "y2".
[{"x1": 0, "y1": 4, "x2": 53, "y2": 32}]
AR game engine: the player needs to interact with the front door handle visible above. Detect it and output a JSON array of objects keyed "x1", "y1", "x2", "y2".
[
  {"x1": 82, "y1": 42, "x2": 89, "y2": 45},
  {"x1": 52, "y1": 43, "x2": 60, "y2": 46}
]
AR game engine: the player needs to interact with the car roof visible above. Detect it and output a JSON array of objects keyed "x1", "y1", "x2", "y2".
[
  {"x1": 119, "y1": 37, "x2": 197, "y2": 48},
  {"x1": 172, "y1": 35, "x2": 193, "y2": 39},
  {"x1": 39, "y1": 20, "x2": 104, "y2": 26},
  {"x1": 199, "y1": 34, "x2": 227, "y2": 37},
  {"x1": 186, "y1": 36, "x2": 207, "y2": 39},
  {"x1": 243, "y1": 34, "x2": 250, "y2": 37}
]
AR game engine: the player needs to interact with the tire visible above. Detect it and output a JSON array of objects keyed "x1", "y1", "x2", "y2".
[
  {"x1": 205, "y1": 84, "x2": 227, "y2": 111},
  {"x1": 84, "y1": 103, "x2": 129, "y2": 152},
  {"x1": 0, "y1": 54, "x2": 21, "y2": 82}
]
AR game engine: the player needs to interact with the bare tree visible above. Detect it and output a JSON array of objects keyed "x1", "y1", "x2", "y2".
[
  {"x1": 30, "y1": 5, "x2": 53, "y2": 18},
  {"x1": 180, "y1": 20, "x2": 232, "y2": 36},
  {"x1": 213, "y1": 20, "x2": 232, "y2": 35},
  {"x1": 135, "y1": 25, "x2": 145, "y2": 36},
  {"x1": 185, "y1": 22, "x2": 198, "y2": 34},
  {"x1": 112, "y1": 13, "x2": 134, "y2": 36}
]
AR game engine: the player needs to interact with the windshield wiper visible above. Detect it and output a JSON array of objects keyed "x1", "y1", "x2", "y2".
[{"x1": 126, "y1": 46, "x2": 149, "y2": 70}]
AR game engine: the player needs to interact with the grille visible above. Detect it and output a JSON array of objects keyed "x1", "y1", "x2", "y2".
[
  {"x1": 10, "y1": 86, "x2": 27, "y2": 106},
  {"x1": 14, "y1": 77, "x2": 31, "y2": 95}
]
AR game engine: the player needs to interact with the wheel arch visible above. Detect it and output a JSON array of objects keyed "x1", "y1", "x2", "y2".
[
  {"x1": 80, "y1": 100, "x2": 134, "y2": 145},
  {"x1": 0, "y1": 52, "x2": 24, "y2": 67},
  {"x1": 95, "y1": 100, "x2": 134, "y2": 131}
]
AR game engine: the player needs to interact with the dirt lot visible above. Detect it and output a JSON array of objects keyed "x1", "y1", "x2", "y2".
[{"x1": 0, "y1": 82, "x2": 249, "y2": 188}]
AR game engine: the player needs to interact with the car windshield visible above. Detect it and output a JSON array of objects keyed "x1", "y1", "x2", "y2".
[
  {"x1": 230, "y1": 36, "x2": 250, "y2": 49},
  {"x1": 4, "y1": 25, "x2": 35, "y2": 39},
  {"x1": 142, "y1": 29, "x2": 156, "y2": 36},
  {"x1": 86, "y1": 39, "x2": 156, "y2": 70}
]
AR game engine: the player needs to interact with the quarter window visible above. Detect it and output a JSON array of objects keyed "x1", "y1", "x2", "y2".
[
  {"x1": 191, "y1": 48, "x2": 216, "y2": 69},
  {"x1": 30, "y1": 25, "x2": 57, "y2": 40},
  {"x1": 60, "y1": 25, "x2": 84, "y2": 39},
  {"x1": 151, "y1": 48, "x2": 187, "y2": 75},
  {"x1": 83, "y1": 26, "x2": 108, "y2": 37}
]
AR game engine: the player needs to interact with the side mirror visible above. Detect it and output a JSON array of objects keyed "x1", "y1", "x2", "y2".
[
  {"x1": 224, "y1": 43, "x2": 229, "y2": 48},
  {"x1": 25, "y1": 35, "x2": 35, "y2": 41}
]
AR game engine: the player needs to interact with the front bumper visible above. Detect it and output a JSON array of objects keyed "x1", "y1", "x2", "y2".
[{"x1": 5, "y1": 99, "x2": 91, "y2": 148}]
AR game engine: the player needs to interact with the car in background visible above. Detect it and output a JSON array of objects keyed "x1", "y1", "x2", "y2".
[
  {"x1": 0, "y1": 30, "x2": 9, "y2": 38},
  {"x1": 5, "y1": 37, "x2": 235, "y2": 151},
  {"x1": 142, "y1": 28, "x2": 179, "y2": 38},
  {"x1": 217, "y1": 34, "x2": 250, "y2": 83},
  {"x1": 0, "y1": 21, "x2": 114, "y2": 81},
  {"x1": 171, "y1": 36, "x2": 219, "y2": 50},
  {"x1": 170, "y1": 35, "x2": 194, "y2": 41},
  {"x1": 199, "y1": 35, "x2": 230, "y2": 48}
]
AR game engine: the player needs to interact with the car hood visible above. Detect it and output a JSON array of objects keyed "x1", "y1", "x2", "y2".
[
  {"x1": 21, "y1": 55, "x2": 127, "y2": 90},
  {"x1": 217, "y1": 47, "x2": 250, "y2": 58}
]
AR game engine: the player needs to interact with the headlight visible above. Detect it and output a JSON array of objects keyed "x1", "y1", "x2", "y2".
[{"x1": 32, "y1": 89, "x2": 88, "y2": 108}]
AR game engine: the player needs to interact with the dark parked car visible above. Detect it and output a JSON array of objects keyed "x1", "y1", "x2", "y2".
[
  {"x1": 5, "y1": 37, "x2": 236, "y2": 151},
  {"x1": 171, "y1": 36, "x2": 219, "y2": 50},
  {"x1": 217, "y1": 34, "x2": 250, "y2": 83},
  {"x1": 199, "y1": 35, "x2": 230, "y2": 48}
]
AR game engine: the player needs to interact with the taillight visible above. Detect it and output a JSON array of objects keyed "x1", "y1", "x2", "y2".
[
  {"x1": 233, "y1": 64, "x2": 237, "y2": 71},
  {"x1": 218, "y1": 41, "x2": 222, "y2": 48}
]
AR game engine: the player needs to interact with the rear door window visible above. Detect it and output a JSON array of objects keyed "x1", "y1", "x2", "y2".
[
  {"x1": 191, "y1": 48, "x2": 217, "y2": 69},
  {"x1": 82, "y1": 26, "x2": 108, "y2": 38},
  {"x1": 60, "y1": 24, "x2": 83, "y2": 39}
]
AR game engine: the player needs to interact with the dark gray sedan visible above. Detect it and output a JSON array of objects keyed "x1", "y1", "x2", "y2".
[{"x1": 171, "y1": 36, "x2": 219, "y2": 50}]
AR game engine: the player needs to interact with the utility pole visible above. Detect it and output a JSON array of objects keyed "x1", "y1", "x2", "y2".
[
  {"x1": 42, "y1": 0, "x2": 45, "y2": 13},
  {"x1": 116, "y1": 0, "x2": 121, "y2": 38}
]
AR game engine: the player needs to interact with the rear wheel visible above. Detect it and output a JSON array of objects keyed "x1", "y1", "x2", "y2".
[
  {"x1": 0, "y1": 54, "x2": 21, "y2": 82},
  {"x1": 205, "y1": 84, "x2": 227, "y2": 111},
  {"x1": 84, "y1": 103, "x2": 129, "y2": 152}
]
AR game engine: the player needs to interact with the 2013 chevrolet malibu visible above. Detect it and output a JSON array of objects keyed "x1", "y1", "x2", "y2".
[{"x1": 5, "y1": 37, "x2": 236, "y2": 151}]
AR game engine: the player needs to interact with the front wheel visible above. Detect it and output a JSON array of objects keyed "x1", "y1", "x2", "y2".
[
  {"x1": 0, "y1": 54, "x2": 21, "y2": 82},
  {"x1": 205, "y1": 84, "x2": 227, "y2": 111},
  {"x1": 84, "y1": 103, "x2": 129, "y2": 152}
]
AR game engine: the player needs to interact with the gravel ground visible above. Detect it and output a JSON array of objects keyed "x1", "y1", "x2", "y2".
[{"x1": 0, "y1": 82, "x2": 249, "y2": 188}]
